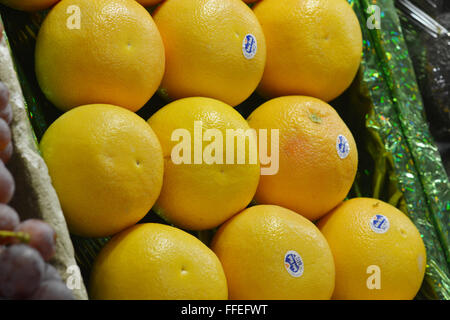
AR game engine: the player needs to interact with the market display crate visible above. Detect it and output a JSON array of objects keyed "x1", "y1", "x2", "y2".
[{"x1": 0, "y1": 0, "x2": 448, "y2": 300}]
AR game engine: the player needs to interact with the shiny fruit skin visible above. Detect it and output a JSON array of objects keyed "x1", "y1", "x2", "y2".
[
  {"x1": 253, "y1": 0, "x2": 362, "y2": 101},
  {"x1": 35, "y1": 0, "x2": 165, "y2": 112},
  {"x1": 153, "y1": 0, "x2": 266, "y2": 106},
  {"x1": 148, "y1": 97, "x2": 260, "y2": 230},
  {"x1": 247, "y1": 96, "x2": 358, "y2": 221},
  {"x1": 212, "y1": 205, "x2": 335, "y2": 300},
  {"x1": 317, "y1": 198, "x2": 427, "y2": 300},
  {"x1": 90, "y1": 223, "x2": 228, "y2": 300},
  {"x1": 40, "y1": 104, "x2": 164, "y2": 237}
]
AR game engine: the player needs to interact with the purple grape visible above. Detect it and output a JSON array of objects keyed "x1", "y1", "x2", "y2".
[
  {"x1": 30, "y1": 263, "x2": 75, "y2": 300},
  {"x1": 16, "y1": 219, "x2": 56, "y2": 261},
  {"x1": 30, "y1": 280, "x2": 75, "y2": 300},
  {"x1": 0, "y1": 204, "x2": 20, "y2": 245},
  {"x1": 0, "y1": 82, "x2": 9, "y2": 110},
  {"x1": 0, "y1": 142, "x2": 12, "y2": 164},
  {"x1": 0, "y1": 161, "x2": 14, "y2": 203},
  {"x1": 0, "y1": 204, "x2": 19, "y2": 231},
  {"x1": 0, "y1": 244, "x2": 45, "y2": 299},
  {"x1": 0, "y1": 103, "x2": 13, "y2": 124},
  {"x1": 0, "y1": 118, "x2": 10, "y2": 151},
  {"x1": 41, "y1": 263, "x2": 63, "y2": 282}
]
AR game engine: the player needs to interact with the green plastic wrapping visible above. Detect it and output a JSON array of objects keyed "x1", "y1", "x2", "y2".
[
  {"x1": 0, "y1": 0, "x2": 448, "y2": 299},
  {"x1": 396, "y1": 2, "x2": 450, "y2": 174},
  {"x1": 355, "y1": 0, "x2": 450, "y2": 299}
]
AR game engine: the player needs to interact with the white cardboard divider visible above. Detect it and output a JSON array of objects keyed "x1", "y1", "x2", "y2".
[{"x1": 0, "y1": 32, "x2": 88, "y2": 300}]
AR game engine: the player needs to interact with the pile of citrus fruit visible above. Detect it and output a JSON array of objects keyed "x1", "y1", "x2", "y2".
[{"x1": 1, "y1": 0, "x2": 427, "y2": 300}]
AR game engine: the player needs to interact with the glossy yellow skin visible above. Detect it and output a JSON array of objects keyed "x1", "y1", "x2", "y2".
[
  {"x1": 90, "y1": 223, "x2": 228, "y2": 300},
  {"x1": 211, "y1": 205, "x2": 335, "y2": 300},
  {"x1": 35, "y1": 0, "x2": 165, "y2": 112},
  {"x1": 318, "y1": 198, "x2": 427, "y2": 300},
  {"x1": 253, "y1": 0, "x2": 363, "y2": 101},
  {"x1": 148, "y1": 97, "x2": 260, "y2": 230},
  {"x1": 248, "y1": 96, "x2": 358, "y2": 221},
  {"x1": 153, "y1": 0, "x2": 266, "y2": 106},
  {"x1": 40, "y1": 104, "x2": 164, "y2": 237}
]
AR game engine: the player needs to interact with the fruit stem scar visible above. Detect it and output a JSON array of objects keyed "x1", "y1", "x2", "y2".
[{"x1": 309, "y1": 113, "x2": 322, "y2": 124}]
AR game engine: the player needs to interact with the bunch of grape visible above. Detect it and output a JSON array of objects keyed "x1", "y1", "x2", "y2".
[
  {"x1": 0, "y1": 25, "x2": 74, "y2": 300},
  {"x1": 0, "y1": 217, "x2": 75, "y2": 299}
]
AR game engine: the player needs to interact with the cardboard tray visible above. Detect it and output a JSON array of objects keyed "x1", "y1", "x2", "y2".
[{"x1": 0, "y1": 31, "x2": 88, "y2": 300}]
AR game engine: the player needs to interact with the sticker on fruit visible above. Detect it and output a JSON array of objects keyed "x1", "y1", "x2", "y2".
[{"x1": 0, "y1": 0, "x2": 448, "y2": 308}]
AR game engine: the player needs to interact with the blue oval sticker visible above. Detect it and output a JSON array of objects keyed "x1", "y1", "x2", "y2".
[
  {"x1": 370, "y1": 214, "x2": 390, "y2": 234},
  {"x1": 284, "y1": 250, "x2": 304, "y2": 277},
  {"x1": 242, "y1": 34, "x2": 257, "y2": 59}
]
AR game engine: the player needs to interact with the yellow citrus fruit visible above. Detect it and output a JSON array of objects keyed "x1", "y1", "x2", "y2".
[
  {"x1": 0, "y1": 0, "x2": 59, "y2": 11},
  {"x1": 136, "y1": 0, "x2": 163, "y2": 7},
  {"x1": 40, "y1": 104, "x2": 164, "y2": 237},
  {"x1": 317, "y1": 198, "x2": 427, "y2": 300},
  {"x1": 211, "y1": 205, "x2": 335, "y2": 300},
  {"x1": 90, "y1": 223, "x2": 228, "y2": 300},
  {"x1": 148, "y1": 97, "x2": 260, "y2": 230},
  {"x1": 35, "y1": 0, "x2": 165, "y2": 112},
  {"x1": 253, "y1": 0, "x2": 362, "y2": 101},
  {"x1": 153, "y1": 0, "x2": 266, "y2": 106},
  {"x1": 247, "y1": 96, "x2": 358, "y2": 221}
]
